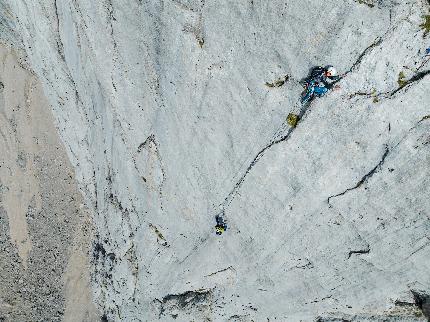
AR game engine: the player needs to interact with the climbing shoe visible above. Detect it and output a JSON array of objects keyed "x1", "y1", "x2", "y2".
[{"x1": 215, "y1": 225, "x2": 225, "y2": 235}]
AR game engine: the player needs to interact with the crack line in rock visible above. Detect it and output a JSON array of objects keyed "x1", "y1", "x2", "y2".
[
  {"x1": 348, "y1": 69, "x2": 430, "y2": 103},
  {"x1": 204, "y1": 265, "x2": 234, "y2": 277},
  {"x1": 408, "y1": 237, "x2": 430, "y2": 259},
  {"x1": 348, "y1": 247, "x2": 371, "y2": 259},
  {"x1": 389, "y1": 69, "x2": 430, "y2": 96},
  {"x1": 327, "y1": 145, "x2": 389, "y2": 205},
  {"x1": 345, "y1": 37, "x2": 383, "y2": 75},
  {"x1": 53, "y1": 0, "x2": 65, "y2": 60},
  {"x1": 219, "y1": 104, "x2": 308, "y2": 211},
  {"x1": 328, "y1": 116, "x2": 430, "y2": 205},
  {"x1": 419, "y1": 115, "x2": 430, "y2": 122}
]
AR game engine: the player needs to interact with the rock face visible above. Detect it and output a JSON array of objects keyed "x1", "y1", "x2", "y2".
[{"x1": 1, "y1": 0, "x2": 430, "y2": 321}]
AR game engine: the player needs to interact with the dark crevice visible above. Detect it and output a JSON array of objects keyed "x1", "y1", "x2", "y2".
[
  {"x1": 389, "y1": 69, "x2": 430, "y2": 96},
  {"x1": 106, "y1": 170, "x2": 136, "y2": 233},
  {"x1": 108, "y1": 192, "x2": 126, "y2": 212},
  {"x1": 157, "y1": 289, "x2": 212, "y2": 317},
  {"x1": 316, "y1": 317, "x2": 351, "y2": 322},
  {"x1": 348, "y1": 247, "x2": 370, "y2": 259},
  {"x1": 317, "y1": 289, "x2": 429, "y2": 322},
  {"x1": 328, "y1": 116, "x2": 430, "y2": 205},
  {"x1": 161, "y1": 290, "x2": 211, "y2": 305},
  {"x1": 419, "y1": 115, "x2": 430, "y2": 123},
  {"x1": 327, "y1": 146, "x2": 389, "y2": 204},
  {"x1": 93, "y1": 241, "x2": 107, "y2": 260},
  {"x1": 353, "y1": 0, "x2": 375, "y2": 8},
  {"x1": 411, "y1": 290, "x2": 430, "y2": 321},
  {"x1": 220, "y1": 103, "x2": 310, "y2": 210},
  {"x1": 137, "y1": 134, "x2": 156, "y2": 153},
  {"x1": 348, "y1": 91, "x2": 374, "y2": 99},
  {"x1": 106, "y1": 0, "x2": 118, "y2": 49},
  {"x1": 93, "y1": 169, "x2": 99, "y2": 212},
  {"x1": 149, "y1": 223, "x2": 168, "y2": 246},
  {"x1": 390, "y1": 70, "x2": 430, "y2": 96},
  {"x1": 204, "y1": 266, "x2": 234, "y2": 277},
  {"x1": 349, "y1": 69, "x2": 430, "y2": 101},
  {"x1": 345, "y1": 37, "x2": 383, "y2": 75},
  {"x1": 347, "y1": 24, "x2": 430, "y2": 102},
  {"x1": 53, "y1": 0, "x2": 65, "y2": 61}
]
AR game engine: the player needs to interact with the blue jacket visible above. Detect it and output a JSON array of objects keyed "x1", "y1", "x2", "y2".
[{"x1": 308, "y1": 66, "x2": 340, "y2": 90}]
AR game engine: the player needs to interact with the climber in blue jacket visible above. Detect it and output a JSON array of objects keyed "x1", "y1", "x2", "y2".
[{"x1": 301, "y1": 65, "x2": 342, "y2": 104}]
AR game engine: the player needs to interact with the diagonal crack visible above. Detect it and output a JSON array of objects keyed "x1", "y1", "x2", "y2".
[
  {"x1": 348, "y1": 247, "x2": 370, "y2": 259},
  {"x1": 327, "y1": 145, "x2": 389, "y2": 205},
  {"x1": 348, "y1": 69, "x2": 430, "y2": 101},
  {"x1": 389, "y1": 69, "x2": 430, "y2": 97},
  {"x1": 328, "y1": 116, "x2": 430, "y2": 205},
  {"x1": 419, "y1": 115, "x2": 430, "y2": 122},
  {"x1": 348, "y1": 39, "x2": 430, "y2": 102},
  {"x1": 345, "y1": 37, "x2": 383, "y2": 75},
  {"x1": 204, "y1": 265, "x2": 234, "y2": 277},
  {"x1": 53, "y1": 0, "x2": 65, "y2": 61},
  {"x1": 219, "y1": 102, "x2": 310, "y2": 211}
]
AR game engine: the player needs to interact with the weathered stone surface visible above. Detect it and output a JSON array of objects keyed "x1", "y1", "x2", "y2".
[{"x1": 0, "y1": 0, "x2": 429, "y2": 321}]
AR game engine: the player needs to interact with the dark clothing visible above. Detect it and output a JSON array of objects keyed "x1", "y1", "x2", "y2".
[
  {"x1": 215, "y1": 215, "x2": 227, "y2": 235},
  {"x1": 305, "y1": 66, "x2": 340, "y2": 90},
  {"x1": 300, "y1": 66, "x2": 341, "y2": 104}
]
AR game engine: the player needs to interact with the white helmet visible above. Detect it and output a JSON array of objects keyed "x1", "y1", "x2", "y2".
[{"x1": 326, "y1": 66, "x2": 337, "y2": 77}]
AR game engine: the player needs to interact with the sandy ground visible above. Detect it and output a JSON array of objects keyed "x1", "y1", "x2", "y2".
[{"x1": 0, "y1": 44, "x2": 99, "y2": 321}]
